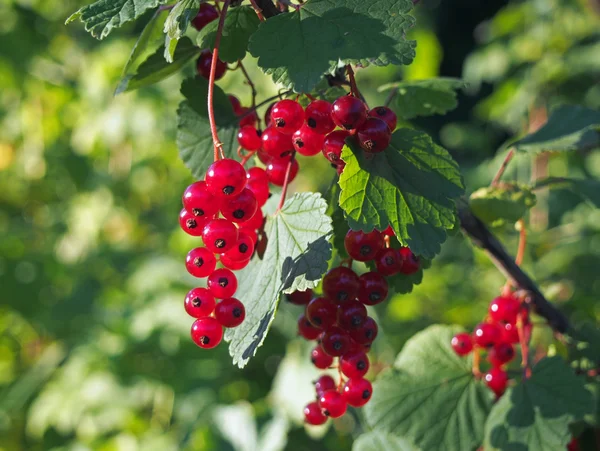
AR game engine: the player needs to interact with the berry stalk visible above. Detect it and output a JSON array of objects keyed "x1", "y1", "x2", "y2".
[
  {"x1": 248, "y1": 0, "x2": 266, "y2": 20},
  {"x1": 276, "y1": 151, "x2": 297, "y2": 213}
]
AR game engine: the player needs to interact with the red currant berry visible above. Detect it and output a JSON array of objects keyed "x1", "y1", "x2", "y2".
[
  {"x1": 270, "y1": 99, "x2": 304, "y2": 135},
  {"x1": 304, "y1": 401, "x2": 327, "y2": 425},
  {"x1": 292, "y1": 124, "x2": 325, "y2": 157},
  {"x1": 239, "y1": 208, "x2": 264, "y2": 231},
  {"x1": 306, "y1": 297, "x2": 337, "y2": 329},
  {"x1": 182, "y1": 181, "x2": 219, "y2": 219},
  {"x1": 179, "y1": 208, "x2": 205, "y2": 236},
  {"x1": 337, "y1": 300, "x2": 367, "y2": 330},
  {"x1": 488, "y1": 342, "x2": 515, "y2": 367},
  {"x1": 215, "y1": 298, "x2": 245, "y2": 328},
  {"x1": 222, "y1": 230, "x2": 255, "y2": 262},
  {"x1": 322, "y1": 130, "x2": 350, "y2": 165},
  {"x1": 374, "y1": 248, "x2": 403, "y2": 276},
  {"x1": 344, "y1": 230, "x2": 384, "y2": 262},
  {"x1": 358, "y1": 272, "x2": 389, "y2": 306},
  {"x1": 489, "y1": 295, "x2": 521, "y2": 325},
  {"x1": 207, "y1": 268, "x2": 238, "y2": 299},
  {"x1": 322, "y1": 266, "x2": 360, "y2": 303},
  {"x1": 184, "y1": 287, "x2": 216, "y2": 318},
  {"x1": 311, "y1": 345, "x2": 334, "y2": 369},
  {"x1": 191, "y1": 3, "x2": 218, "y2": 30},
  {"x1": 567, "y1": 438, "x2": 580, "y2": 451},
  {"x1": 484, "y1": 367, "x2": 508, "y2": 397},
  {"x1": 202, "y1": 218, "x2": 239, "y2": 253},
  {"x1": 229, "y1": 95, "x2": 242, "y2": 115},
  {"x1": 356, "y1": 117, "x2": 391, "y2": 153},
  {"x1": 305, "y1": 100, "x2": 335, "y2": 134},
  {"x1": 205, "y1": 159, "x2": 247, "y2": 198},
  {"x1": 473, "y1": 322, "x2": 502, "y2": 348},
  {"x1": 331, "y1": 96, "x2": 367, "y2": 130},
  {"x1": 368, "y1": 106, "x2": 397, "y2": 131},
  {"x1": 500, "y1": 322, "x2": 520, "y2": 344},
  {"x1": 451, "y1": 332, "x2": 473, "y2": 356},
  {"x1": 191, "y1": 317, "x2": 223, "y2": 349},
  {"x1": 246, "y1": 168, "x2": 270, "y2": 206},
  {"x1": 349, "y1": 317, "x2": 378, "y2": 345},
  {"x1": 185, "y1": 247, "x2": 217, "y2": 278},
  {"x1": 196, "y1": 50, "x2": 227, "y2": 80},
  {"x1": 314, "y1": 375, "x2": 336, "y2": 396},
  {"x1": 237, "y1": 125, "x2": 262, "y2": 151},
  {"x1": 238, "y1": 107, "x2": 259, "y2": 127},
  {"x1": 298, "y1": 314, "x2": 322, "y2": 340},
  {"x1": 286, "y1": 289, "x2": 313, "y2": 305},
  {"x1": 220, "y1": 253, "x2": 251, "y2": 270},
  {"x1": 318, "y1": 390, "x2": 347, "y2": 418},
  {"x1": 340, "y1": 351, "x2": 369, "y2": 379},
  {"x1": 398, "y1": 247, "x2": 420, "y2": 275},
  {"x1": 219, "y1": 188, "x2": 258, "y2": 224},
  {"x1": 266, "y1": 159, "x2": 299, "y2": 186},
  {"x1": 342, "y1": 378, "x2": 372, "y2": 407},
  {"x1": 261, "y1": 126, "x2": 293, "y2": 161},
  {"x1": 321, "y1": 326, "x2": 351, "y2": 356}
]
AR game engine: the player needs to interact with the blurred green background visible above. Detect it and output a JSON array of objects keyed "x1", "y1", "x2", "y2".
[{"x1": 1, "y1": 0, "x2": 599, "y2": 450}]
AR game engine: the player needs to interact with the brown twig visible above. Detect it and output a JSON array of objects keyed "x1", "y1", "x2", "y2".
[
  {"x1": 491, "y1": 148, "x2": 515, "y2": 186},
  {"x1": 248, "y1": 0, "x2": 266, "y2": 20}
]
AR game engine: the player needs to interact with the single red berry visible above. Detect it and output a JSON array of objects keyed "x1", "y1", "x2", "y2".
[
  {"x1": 182, "y1": 181, "x2": 219, "y2": 219},
  {"x1": 261, "y1": 126, "x2": 293, "y2": 161},
  {"x1": 484, "y1": 367, "x2": 508, "y2": 397},
  {"x1": 321, "y1": 326, "x2": 351, "y2": 356},
  {"x1": 473, "y1": 322, "x2": 502, "y2": 348},
  {"x1": 266, "y1": 159, "x2": 299, "y2": 186},
  {"x1": 314, "y1": 375, "x2": 336, "y2": 396},
  {"x1": 220, "y1": 252, "x2": 251, "y2": 270},
  {"x1": 488, "y1": 342, "x2": 515, "y2": 367},
  {"x1": 228, "y1": 95, "x2": 242, "y2": 115},
  {"x1": 305, "y1": 100, "x2": 335, "y2": 135},
  {"x1": 191, "y1": 3, "x2": 218, "y2": 30},
  {"x1": 286, "y1": 289, "x2": 313, "y2": 305},
  {"x1": 368, "y1": 106, "x2": 397, "y2": 131},
  {"x1": 221, "y1": 230, "x2": 255, "y2": 262},
  {"x1": 219, "y1": 188, "x2": 258, "y2": 224},
  {"x1": 196, "y1": 50, "x2": 227, "y2": 80},
  {"x1": 205, "y1": 159, "x2": 247, "y2": 198},
  {"x1": 500, "y1": 322, "x2": 520, "y2": 344},
  {"x1": 318, "y1": 390, "x2": 347, "y2": 418},
  {"x1": 489, "y1": 295, "x2": 521, "y2": 325},
  {"x1": 322, "y1": 266, "x2": 360, "y2": 303},
  {"x1": 340, "y1": 351, "x2": 369, "y2": 379},
  {"x1": 270, "y1": 99, "x2": 304, "y2": 135},
  {"x1": 298, "y1": 314, "x2": 322, "y2": 340},
  {"x1": 185, "y1": 247, "x2": 217, "y2": 278},
  {"x1": 246, "y1": 167, "x2": 270, "y2": 207},
  {"x1": 342, "y1": 378, "x2": 372, "y2": 407},
  {"x1": 191, "y1": 317, "x2": 223, "y2": 349},
  {"x1": 215, "y1": 297, "x2": 245, "y2": 327},
  {"x1": 239, "y1": 208, "x2": 264, "y2": 232},
  {"x1": 337, "y1": 300, "x2": 367, "y2": 330},
  {"x1": 202, "y1": 218, "x2": 239, "y2": 253},
  {"x1": 304, "y1": 401, "x2": 328, "y2": 425},
  {"x1": 567, "y1": 438, "x2": 580, "y2": 451},
  {"x1": 322, "y1": 130, "x2": 350, "y2": 165},
  {"x1": 374, "y1": 248, "x2": 403, "y2": 276},
  {"x1": 451, "y1": 332, "x2": 473, "y2": 356},
  {"x1": 292, "y1": 124, "x2": 325, "y2": 157},
  {"x1": 238, "y1": 107, "x2": 259, "y2": 127},
  {"x1": 179, "y1": 208, "x2": 205, "y2": 236},
  {"x1": 306, "y1": 297, "x2": 338, "y2": 329},
  {"x1": 237, "y1": 125, "x2": 262, "y2": 151},
  {"x1": 344, "y1": 230, "x2": 384, "y2": 262},
  {"x1": 332, "y1": 96, "x2": 368, "y2": 130},
  {"x1": 311, "y1": 345, "x2": 334, "y2": 369},
  {"x1": 358, "y1": 272, "x2": 388, "y2": 306},
  {"x1": 349, "y1": 317, "x2": 378, "y2": 345},
  {"x1": 356, "y1": 117, "x2": 391, "y2": 153},
  {"x1": 398, "y1": 247, "x2": 420, "y2": 275},
  {"x1": 184, "y1": 287, "x2": 216, "y2": 318},
  {"x1": 207, "y1": 268, "x2": 238, "y2": 299}
]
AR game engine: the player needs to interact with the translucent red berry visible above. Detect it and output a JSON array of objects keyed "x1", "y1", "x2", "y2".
[
  {"x1": 184, "y1": 287, "x2": 216, "y2": 318},
  {"x1": 342, "y1": 378, "x2": 372, "y2": 407},
  {"x1": 182, "y1": 181, "x2": 219, "y2": 220},
  {"x1": 489, "y1": 295, "x2": 521, "y2": 325},
  {"x1": 220, "y1": 253, "x2": 251, "y2": 270},
  {"x1": 374, "y1": 248, "x2": 402, "y2": 276},
  {"x1": 337, "y1": 300, "x2": 367, "y2": 330},
  {"x1": 322, "y1": 130, "x2": 350, "y2": 166},
  {"x1": 356, "y1": 117, "x2": 391, "y2": 153},
  {"x1": 318, "y1": 390, "x2": 347, "y2": 418},
  {"x1": 340, "y1": 351, "x2": 369, "y2": 379},
  {"x1": 221, "y1": 230, "x2": 255, "y2": 262},
  {"x1": 219, "y1": 188, "x2": 258, "y2": 224},
  {"x1": 451, "y1": 332, "x2": 473, "y2": 356},
  {"x1": 270, "y1": 99, "x2": 304, "y2": 135},
  {"x1": 238, "y1": 107, "x2": 259, "y2": 127},
  {"x1": 358, "y1": 272, "x2": 388, "y2": 306},
  {"x1": 179, "y1": 208, "x2": 205, "y2": 236},
  {"x1": 228, "y1": 95, "x2": 242, "y2": 115},
  {"x1": 305, "y1": 100, "x2": 335, "y2": 134},
  {"x1": 191, "y1": 3, "x2": 218, "y2": 30},
  {"x1": 349, "y1": 316, "x2": 378, "y2": 345},
  {"x1": 304, "y1": 401, "x2": 327, "y2": 425},
  {"x1": 322, "y1": 266, "x2": 360, "y2": 303},
  {"x1": 331, "y1": 96, "x2": 368, "y2": 130},
  {"x1": 202, "y1": 218, "x2": 239, "y2": 253},
  {"x1": 205, "y1": 159, "x2": 247, "y2": 198},
  {"x1": 500, "y1": 322, "x2": 520, "y2": 344},
  {"x1": 261, "y1": 126, "x2": 294, "y2": 160},
  {"x1": 398, "y1": 247, "x2": 420, "y2": 275},
  {"x1": 344, "y1": 229, "x2": 384, "y2": 262},
  {"x1": 185, "y1": 247, "x2": 217, "y2": 278},
  {"x1": 567, "y1": 438, "x2": 580, "y2": 451},
  {"x1": 266, "y1": 159, "x2": 299, "y2": 186},
  {"x1": 246, "y1": 167, "x2": 270, "y2": 207},
  {"x1": 196, "y1": 50, "x2": 227, "y2": 80},
  {"x1": 473, "y1": 322, "x2": 502, "y2": 348},
  {"x1": 297, "y1": 314, "x2": 322, "y2": 340},
  {"x1": 240, "y1": 208, "x2": 264, "y2": 231},
  {"x1": 368, "y1": 106, "x2": 397, "y2": 131},
  {"x1": 488, "y1": 342, "x2": 515, "y2": 367},
  {"x1": 314, "y1": 375, "x2": 336, "y2": 396},
  {"x1": 306, "y1": 297, "x2": 337, "y2": 329},
  {"x1": 207, "y1": 268, "x2": 238, "y2": 299},
  {"x1": 237, "y1": 125, "x2": 262, "y2": 151},
  {"x1": 484, "y1": 367, "x2": 508, "y2": 397},
  {"x1": 321, "y1": 326, "x2": 351, "y2": 356},
  {"x1": 286, "y1": 289, "x2": 313, "y2": 305},
  {"x1": 292, "y1": 124, "x2": 325, "y2": 157},
  {"x1": 311, "y1": 345, "x2": 334, "y2": 369},
  {"x1": 215, "y1": 297, "x2": 245, "y2": 328},
  {"x1": 191, "y1": 317, "x2": 223, "y2": 349}
]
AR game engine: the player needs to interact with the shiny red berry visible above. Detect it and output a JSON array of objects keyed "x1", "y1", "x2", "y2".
[
  {"x1": 185, "y1": 247, "x2": 217, "y2": 278},
  {"x1": 322, "y1": 266, "x2": 360, "y2": 303},
  {"x1": 246, "y1": 167, "x2": 270, "y2": 207},
  {"x1": 266, "y1": 159, "x2": 299, "y2": 186},
  {"x1": 219, "y1": 188, "x2": 258, "y2": 224},
  {"x1": 207, "y1": 268, "x2": 238, "y2": 299},
  {"x1": 398, "y1": 247, "x2": 420, "y2": 275},
  {"x1": 322, "y1": 130, "x2": 350, "y2": 165},
  {"x1": 314, "y1": 375, "x2": 336, "y2": 396},
  {"x1": 306, "y1": 297, "x2": 337, "y2": 329},
  {"x1": 286, "y1": 289, "x2": 313, "y2": 305},
  {"x1": 305, "y1": 100, "x2": 335, "y2": 134},
  {"x1": 358, "y1": 272, "x2": 388, "y2": 306},
  {"x1": 304, "y1": 401, "x2": 328, "y2": 425},
  {"x1": 368, "y1": 106, "x2": 397, "y2": 131},
  {"x1": 337, "y1": 300, "x2": 367, "y2": 330},
  {"x1": 451, "y1": 332, "x2": 473, "y2": 356},
  {"x1": 484, "y1": 367, "x2": 508, "y2": 397},
  {"x1": 342, "y1": 378, "x2": 372, "y2": 407},
  {"x1": 344, "y1": 230, "x2": 384, "y2": 261},
  {"x1": 349, "y1": 317, "x2": 378, "y2": 345},
  {"x1": 202, "y1": 218, "x2": 239, "y2": 253},
  {"x1": 221, "y1": 230, "x2": 255, "y2": 262},
  {"x1": 229, "y1": 95, "x2": 242, "y2": 115},
  {"x1": 298, "y1": 314, "x2": 322, "y2": 340},
  {"x1": 237, "y1": 125, "x2": 262, "y2": 151},
  {"x1": 238, "y1": 107, "x2": 259, "y2": 127},
  {"x1": 182, "y1": 181, "x2": 219, "y2": 219},
  {"x1": 501, "y1": 322, "x2": 520, "y2": 344},
  {"x1": 311, "y1": 345, "x2": 334, "y2": 369},
  {"x1": 239, "y1": 208, "x2": 264, "y2": 231},
  {"x1": 184, "y1": 287, "x2": 216, "y2": 318},
  {"x1": 191, "y1": 3, "x2": 218, "y2": 30},
  {"x1": 205, "y1": 159, "x2": 247, "y2": 198},
  {"x1": 215, "y1": 298, "x2": 245, "y2": 327},
  {"x1": 488, "y1": 342, "x2": 515, "y2": 367},
  {"x1": 179, "y1": 208, "x2": 205, "y2": 236},
  {"x1": 340, "y1": 351, "x2": 369, "y2": 379},
  {"x1": 321, "y1": 326, "x2": 351, "y2": 356},
  {"x1": 489, "y1": 295, "x2": 521, "y2": 325},
  {"x1": 356, "y1": 117, "x2": 391, "y2": 153},
  {"x1": 270, "y1": 99, "x2": 304, "y2": 135},
  {"x1": 473, "y1": 322, "x2": 502, "y2": 348},
  {"x1": 332, "y1": 96, "x2": 368, "y2": 130},
  {"x1": 318, "y1": 390, "x2": 347, "y2": 418},
  {"x1": 220, "y1": 253, "x2": 251, "y2": 270},
  {"x1": 191, "y1": 317, "x2": 223, "y2": 349},
  {"x1": 196, "y1": 50, "x2": 227, "y2": 80},
  {"x1": 374, "y1": 248, "x2": 402, "y2": 276},
  {"x1": 261, "y1": 126, "x2": 294, "y2": 160},
  {"x1": 292, "y1": 124, "x2": 325, "y2": 156},
  {"x1": 567, "y1": 438, "x2": 580, "y2": 451}
]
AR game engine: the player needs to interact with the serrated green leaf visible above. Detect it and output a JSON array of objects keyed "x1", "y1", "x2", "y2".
[
  {"x1": 225, "y1": 193, "x2": 333, "y2": 368},
  {"x1": 67, "y1": 0, "x2": 165, "y2": 40},
  {"x1": 484, "y1": 356, "x2": 594, "y2": 451},
  {"x1": 197, "y1": 6, "x2": 260, "y2": 63},
  {"x1": 116, "y1": 37, "x2": 198, "y2": 94},
  {"x1": 353, "y1": 432, "x2": 420, "y2": 451},
  {"x1": 469, "y1": 183, "x2": 537, "y2": 227},
  {"x1": 176, "y1": 77, "x2": 240, "y2": 179},
  {"x1": 338, "y1": 129, "x2": 464, "y2": 258},
  {"x1": 514, "y1": 105, "x2": 600, "y2": 153},
  {"x1": 325, "y1": 178, "x2": 349, "y2": 259},
  {"x1": 163, "y1": 0, "x2": 200, "y2": 62},
  {"x1": 365, "y1": 325, "x2": 494, "y2": 451},
  {"x1": 248, "y1": 0, "x2": 415, "y2": 92},
  {"x1": 379, "y1": 78, "x2": 466, "y2": 119}
]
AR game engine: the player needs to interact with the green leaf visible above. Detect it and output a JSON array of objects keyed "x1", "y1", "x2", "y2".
[
  {"x1": 532, "y1": 177, "x2": 600, "y2": 209},
  {"x1": 484, "y1": 356, "x2": 594, "y2": 451},
  {"x1": 469, "y1": 183, "x2": 537, "y2": 227},
  {"x1": 338, "y1": 129, "x2": 465, "y2": 258},
  {"x1": 514, "y1": 105, "x2": 600, "y2": 153},
  {"x1": 325, "y1": 178, "x2": 349, "y2": 259},
  {"x1": 379, "y1": 78, "x2": 466, "y2": 119},
  {"x1": 364, "y1": 325, "x2": 494, "y2": 451},
  {"x1": 116, "y1": 37, "x2": 198, "y2": 94},
  {"x1": 386, "y1": 255, "x2": 431, "y2": 294},
  {"x1": 176, "y1": 77, "x2": 240, "y2": 179},
  {"x1": 248, "y1": 0, "x2": 415, "y2": 92},
  {"x1": 163, "y1": 0, "x2": 200, "y2": 63},
  {"x1": 67, "y1": 0, "x2": 165, "y2": 40},
  {"x1": 225, "y1": 193, "x2": 333, "y2": 368},
  {"x1": 198, "y1": 6, "x2": 260, "y2": 64},
  {"x1": 353, "y1": 432, "x2": 420, "y2": 451}
]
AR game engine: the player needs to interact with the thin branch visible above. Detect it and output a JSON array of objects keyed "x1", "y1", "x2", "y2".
[
  {"x1": 491, "y1": 148, "x2": 515, "y2": 186},
  {"x1": 276, "y1": 152, "x2": 297, "y2": 212},
  {"x1": 237, "y1": 61, "x2": 258, "y2": 109},
  {"x1": 384, "y1": 89, "x2": 397, "y2": 107},
  {"x1": 248, "y1": 0, "x2": 266, "y2": 20}
]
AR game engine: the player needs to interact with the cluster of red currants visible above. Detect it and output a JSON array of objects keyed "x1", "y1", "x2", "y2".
[
  {"x1": 190, "y1": 3, "x2": 229, "y2": 81},
  {"x1": 450, "y1": 293, "x2": 530, "y2": 397},
  {"x1": 288, "y1": 228, "x2": 420, "y2": 425},
  {"x1": 179, "y1": 158, "x2": 270, "y2": 349}
]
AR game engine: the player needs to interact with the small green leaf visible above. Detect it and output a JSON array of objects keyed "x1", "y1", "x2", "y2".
[
  {"x1": 353, "y1": 432, "x2": 420, "y2": 451},
  {"x1": 338, "y1": 129, "x2": 465, "y2": 258},
  {"x1": 484, "y1": 356, "x2": 594, "y2": 451},
  {"x1": 176, "y1": 77, "x2": 240, "y2": 179},
  {"x1": 469, "y1": 183, "x2": 537, "y2": 227},
  {"x1": 198, "y1": 6, "x2": 260, "y2": 63},
  {"x1": 365, "y1": 325, "x2": 494, "y2": 451},
  {"x1": 514, "y1": 105, "x2": 600, "y2": 153},
  {"x1": 225, "y1": 193, "x2": 333, "y2": 368},
  {"x1": 379, "y1": 78, "x2": 466, "y2": 119},
  {"x1": 163, "y1": 0, "x2": 200, "y2": 62},
  {"x1": 116, "y1": 37, "x2": 198, "y2": 94},
  {"x1": 67, "y1": 0, "x2": 165, "y2": 39}
]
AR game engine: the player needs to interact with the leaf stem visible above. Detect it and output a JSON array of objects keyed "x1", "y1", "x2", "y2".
[
  {"x1": 248, "y1": 0, "x2": 266, "y2": 20},
  {"x1": 276, "y1": 152, "x2": 297, "y2": 213},
  {"x1": 491, "y1": 148, "x2": 515, "y2": 186}
]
